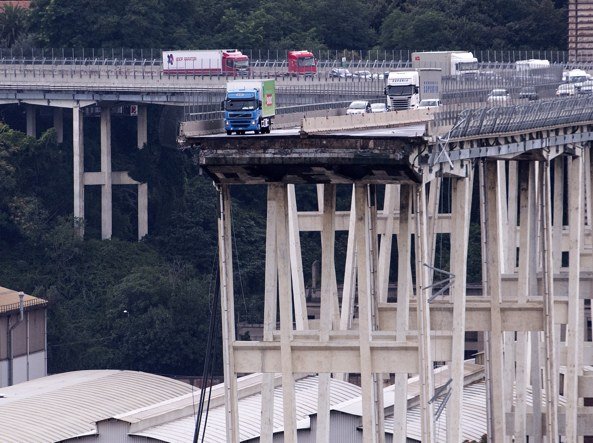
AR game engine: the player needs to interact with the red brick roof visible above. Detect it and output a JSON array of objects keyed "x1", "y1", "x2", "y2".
[{"x1": 0, "y1": 1, "x2": 31, "y2": 9}]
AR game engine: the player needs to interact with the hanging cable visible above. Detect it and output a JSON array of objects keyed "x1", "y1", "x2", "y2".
[{"x1": 193, "y1": 246, "x2": 220, "y2": 443}]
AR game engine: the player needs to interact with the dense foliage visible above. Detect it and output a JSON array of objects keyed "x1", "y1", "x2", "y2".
[
  {"x1": 0, "y1": 1, "x2": 570, "y2": 376},
  {"x1": 0, "y1": 0, "x2": 569, "y2": 51}
]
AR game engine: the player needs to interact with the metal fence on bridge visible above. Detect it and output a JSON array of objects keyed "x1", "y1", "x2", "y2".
[
  {"x1": 440, "y1": 96, "x2": 593, "y2": 139},
  {"x1": 0, "y1": 47, "x2": 580, "y2": 68}
]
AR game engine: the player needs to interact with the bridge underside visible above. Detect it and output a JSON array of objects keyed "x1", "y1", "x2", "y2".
[{"x1": 194, "y1": 134, "x2": 424, "y2": 184}]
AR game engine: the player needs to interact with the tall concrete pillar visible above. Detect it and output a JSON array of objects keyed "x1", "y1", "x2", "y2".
[
  {"x1": 26, "y1": 105, "x2": 36, "y2": 138},
  {"x1": 137, "y1": 105, "x2": 148, "y2": 148},
  {"x1": 73, "y1": 106, "x2": 84, "y2": 238},
  {"x1": 138, "y1": 184, "x2": 148, "y2": 240},
  {"x1": 53, "y1": 108, "x2": 64, "y2": 143},
  {"x1": 137, "y1": 105, "x2": 148, "y2": 240},
  {"x1": 100, "y1": 106, "x2": 112, "y2": 240}
]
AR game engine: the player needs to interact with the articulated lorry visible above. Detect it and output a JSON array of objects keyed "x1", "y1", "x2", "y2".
[
  {"x1": 287, "y1": 50, "x2": 317, "y2": 76},
  {"x1": 385, "y1": 70, "x2": 420, "y2": 110},
  {"x1": 222, "y1": 79, "x2": 276, "y2": 135},
  {"x1": 162, "y1": 49, "x2": 249, "y2": 76},
  {"x1": 411, "y1": 51, "x2": 478, "y2": 77}
]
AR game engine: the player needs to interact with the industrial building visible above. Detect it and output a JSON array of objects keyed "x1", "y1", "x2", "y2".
[
  {"x1": 0, "y1": 361, "x2": 487, "y2": 442},
  {"x1": 0, "y1": 286, "x2": 47, "y2": 387}
]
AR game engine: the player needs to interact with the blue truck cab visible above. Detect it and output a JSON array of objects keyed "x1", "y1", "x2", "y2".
[{"x1": 222, "y1": 79, "x2": 276, "y2": 135}]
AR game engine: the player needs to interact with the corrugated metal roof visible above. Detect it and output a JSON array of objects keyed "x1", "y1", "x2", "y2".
[
  {"x1": 0, "y1": 286, "x2": 47, "y2": 313},
  {"x1": 136, "y1": 375, "x2": 362, "y2": 442},
  {"x1": 333, "y1": 362, "x2": 484, "y2": 416},
  {"x1": 0, "y1": 370, "x2": 193, "y2": 443},
  {"x1": 386, "y1": 381, "x2": 488, "y2": 442}
]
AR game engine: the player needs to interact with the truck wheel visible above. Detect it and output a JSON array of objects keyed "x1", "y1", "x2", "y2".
[{"x1": 226, "y1": 130, "x2": 232, "y2": 135}]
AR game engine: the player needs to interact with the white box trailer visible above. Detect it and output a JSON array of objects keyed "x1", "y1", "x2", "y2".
[{"x1": 412, "y1": 51, "x2": 478, "y2": 77}]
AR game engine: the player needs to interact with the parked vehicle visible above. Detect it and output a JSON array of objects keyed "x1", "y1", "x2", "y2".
[
  {"x1": 384, "y1": 71, "x2": 420, "y2": 110},
  {"x1": 372, "y1": 71, "x2": 390, "y2": 80},
  {"x1": 370, "y1": 103, "x2": 388, "y2": 113},
  {"x1": 287, "y1": 50, "x2": 317, "y2": 76},
  {"x1": 515, "y1": 59, "x2": 550, "y2": 72},
  {"x1": 417, "y1": 99, "x2": 442, "y2": 109},
  {"x1": 556, "y1": 83, "x2": 576, "y2": 96},
  {"x1": 564, "y1": 68, "x2": 590, "y2": 84},
  {"x1": 329, "y1": 68, "x2": 352, "y2": 78},
  {"x1": 353, "y1": 70, "x2": 372, "y2": 79},
  {"x1": 578, "y1": 81, "x2": 593, "y2": 94},
  {"x1": 486, "y1": 88, "x2": 510, "y2": 104},
  {"x1": 411, "y1": 51, "x2": 479, "y2": 77},
  {"x1": 222, "y1": 79, "x2": 275, "y2": 135},
  {"x1": 162, "y1": 49, "x2": 249, "y2": 76},
  {"x1": 518, "y1": 86, "x2": 538, "y2": 100},
  {"x1": 346, "y1": 100, "x2": 371, "y2": 115}
]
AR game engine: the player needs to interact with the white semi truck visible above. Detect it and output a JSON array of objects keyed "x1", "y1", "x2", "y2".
[
  {"x1": 411, "y1": 51, "x2": 478, "y2": 77},
  {"x1": 384, "y1": 70, "x2": 420, "y2": 110}
]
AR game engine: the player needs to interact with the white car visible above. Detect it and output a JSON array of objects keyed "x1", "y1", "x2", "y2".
[
  {"x1": 370, "y1": 103, "x2": 388, "y2": 113},
  {"x1": 556, "y1": 83, "x2": 576, "y2": 96},
  {"x1": 417, "y1": 99, "x2": 441, "y2": 109},
  {"x1": 346, "y1": 100, "x2": 371, "y2": 115},
  {"x1": 486, "y1": 89, "x2": 510, "y2": 104}
]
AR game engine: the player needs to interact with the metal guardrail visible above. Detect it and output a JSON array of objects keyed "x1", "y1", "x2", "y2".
[
  {"x1": 442, "y1": 96, "x2": 593, "y2": 139},
  {"x1": 0, "y1": 298, "x2": 48, "y2": 314}
]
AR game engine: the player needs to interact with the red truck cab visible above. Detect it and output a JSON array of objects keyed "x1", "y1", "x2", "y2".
[
  {"x1": 287, "y1": 50, "x2": 316, "y2": 76},
  {"x1": 222, "y1": 49, "x2": 250, "y2": 76}
]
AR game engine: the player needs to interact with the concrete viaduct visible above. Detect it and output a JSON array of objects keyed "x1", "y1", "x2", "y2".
[
  {"x1": 187, "y1": 96, "x2": 593, "y2": 442},
  {"x1": 0, "y1": 63, "x2": 381, "y2": 240},
  {"x1": 5, "y1": 59, "x2": 593, "y2": 441}
]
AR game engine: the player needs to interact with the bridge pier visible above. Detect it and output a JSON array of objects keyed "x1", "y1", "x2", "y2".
[
  {"x1": 71, "y1": 103, "x2": 149, "y2": 240},
  {"x1": 25, "y1": 105, "x2": 36, "y2": 137},
  {"x1": 195, "y1": 117, "x2": 593, "y2": 441},
  {"x1": 53, "y1": 108, "x2": 63, "y2": 143}
]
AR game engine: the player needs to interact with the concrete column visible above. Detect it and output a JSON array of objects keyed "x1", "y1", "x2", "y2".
[
  {"x1": 100, "y1": 106, "x2": 112, "y2": 240},
  {"x1": 339, "y1": 187, "x2": 357, "y2": 331},
  {"x1": 565, "y1": 154, "x2": 583, "y2": 442},
  {"x1": 137, "y1": 105, "x2": 148, "y2": 148},
  {"x1": 260, "y1": 185, "x2": 280, "y2": 443},
  {"x1": 317, "y1": 183, "x2": 336, "y2": 443},
  {"x1": 393, "y1": 184, "x2": 412, "y2": 442},
  {"x1": 25, "y1": 105, "x2": 36, "y2": 138},
  {"x1": 377, "y1": 184, "x2": 397, "y2": 303},
  {"x1": 53, "y1": 108, "x2": 64, "y2": 143},
  {"x1": 355, "y1": 184, "x2": 381, "y2": 443},
  {"x1": 482, "y1": 160, "x2": 507, "y2": 442},
  {"x1": 287, "y1": 184, "x2": 308, "y2": 330},
  {"x1": 540, "y1": 161, "x2": 559, "y2": 441},
  {"x1": 514, "y1": 162, "x2": 537, "y2": 441},
  {"x1": 136, "y1": 105, "x2": 148, "y2": 240},
  {"x1": 73, "y1": 106, "x2": 84, "y2": 238},
  {"x1": 138, "y1": 184, "x2": 148, "y2": 240},
  {"x1": 414, "y1": 183, "x2": 435, "y2": 443},
  {"x1": 218, "y1": 185, "x2": 239, "y2": 443},
  {"x1": 277, "y1": 185, "x2": 297, "y2": 443},
  {"x1": 447, "y1": 171, "x2": 473, "y2": 443}
]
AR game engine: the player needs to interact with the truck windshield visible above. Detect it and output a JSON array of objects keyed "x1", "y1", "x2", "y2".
[
  {"x1": 456, "y1": 61, "x2": 478, "y2": 72},
  {"x1": 297, "y1": 57, "x2": 315, "y2": 67},
  {"x1": 386, "y1": 85, "x2": 416, "y2": 96},
  {"x1": 225, "y1": 99, "x2": 257, "y2": 111},
  {"x1": 234, "y1": 59, "x2": 249, "y2": 69}
]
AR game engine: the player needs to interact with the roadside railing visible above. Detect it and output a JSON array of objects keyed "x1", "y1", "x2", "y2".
[{"x1": 438, "y1": 95, "x2": 593, "y2": 139}]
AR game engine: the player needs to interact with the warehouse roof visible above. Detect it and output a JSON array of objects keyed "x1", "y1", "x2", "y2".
[
  {"x1": 0, "y1": 286, "x2": 47, "y2": 314},
  {"x1": 0, "y1": 370, "x2": 194, "y2": 443}
]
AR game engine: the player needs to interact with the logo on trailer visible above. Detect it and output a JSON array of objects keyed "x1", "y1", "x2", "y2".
[
  {"x1": 167, "y1": 53, "x2": 174, "y2": 66},
  {"x1": 265, "y1": 94, "x2": 273, "y2": 106}
]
